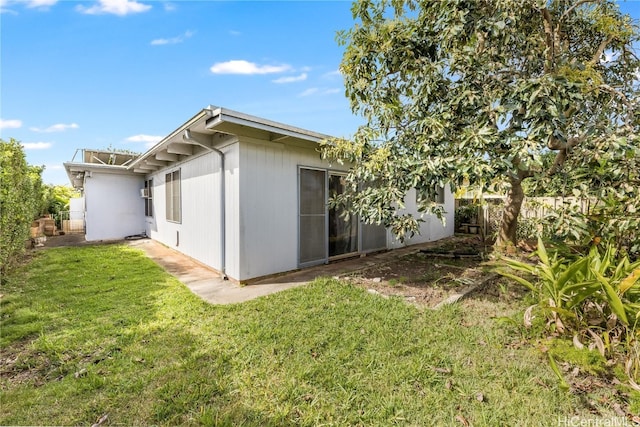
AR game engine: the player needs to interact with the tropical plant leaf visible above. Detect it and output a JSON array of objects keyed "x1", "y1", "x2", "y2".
[
  {"x1": 619, "y1": 268, "x2": 640, "y2": 295},
  {"x1": 573, "y1": 334, "x2": 584, "y2": 350},
  {"x1": 536, "y1": 237, "x2": 550, "y2": 268},
  {"x1": 524, "y1": 305, "x2": 535, "y2": 328},
  {"x1": 547, "y1": 353, "x2": 570, "y2": 391},
  {"x1": 587, "y1": 329, "x2": 606, "y2": 357},
  {"x1": 496, "y1": 270, "x2": 537, "y2": 293},
  {"x1": 592, "y1": 269, "x2": 630, "y2": 325}
]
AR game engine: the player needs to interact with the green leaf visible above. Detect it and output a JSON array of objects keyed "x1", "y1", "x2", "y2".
[
  {"x1": 592, "y1": 268, "x2": 629, "y2": 325},
  {"x1": 496, "y1": 270, "x2": 537, "y2": 292}
]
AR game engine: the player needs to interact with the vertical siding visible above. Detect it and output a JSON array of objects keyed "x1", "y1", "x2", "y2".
[
  {"x1": 388, "y1": 186, "x2": 455, "y2": 249},
  {"x1": 84, "y1": 172, "x2": 145, "y2": 241},
  {"x1": 238, "y1": 139, "x2": 338, "y2": 280},
  {"x1": 237, "y1": 138, "x2": 455, "y2": 280},
  {"x1": 146, "y1": 150, "x2": 226, "y2": 273},
  {"x1": 224, "y1": 145, "x2": 241, "y2": 280}
]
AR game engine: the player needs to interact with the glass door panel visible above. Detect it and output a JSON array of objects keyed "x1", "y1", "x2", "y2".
[
  {"x1": 329, "y1": 174, "x2": 358, "y2": 257},
  {"x1": 299, "y1": 168, "x2": 327, "y2": 265}
]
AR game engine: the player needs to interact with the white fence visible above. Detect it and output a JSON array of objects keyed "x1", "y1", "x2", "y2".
[{"x1": 455, "y1": 197, "x2": 592, "y2": 237}]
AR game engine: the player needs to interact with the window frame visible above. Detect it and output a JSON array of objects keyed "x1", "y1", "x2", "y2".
[
  {"x1": 165, "y1": 170, "x2": 182, "y2": 223},
  {"x1": 144, "y1": 178, "x2": 153, "y2": 218}
]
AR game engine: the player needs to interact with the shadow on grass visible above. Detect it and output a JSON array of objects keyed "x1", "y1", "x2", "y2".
[{"x1": 1, "y1": 245, "x2": 604, "y2": 426}]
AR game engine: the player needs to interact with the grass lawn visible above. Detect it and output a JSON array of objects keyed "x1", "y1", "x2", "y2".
[{"x1": 0, "y1": 244, "x2": 629, "y2": 426}]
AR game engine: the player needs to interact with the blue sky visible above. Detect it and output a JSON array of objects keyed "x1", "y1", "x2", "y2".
[
  {"x1": 1, "y1": 0, "x2": 639, "y2": 186},
  {"x1": 1, "y1": 0, "x2": 359, "y2": 185}
]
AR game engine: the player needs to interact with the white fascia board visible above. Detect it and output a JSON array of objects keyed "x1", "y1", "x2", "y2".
[
  {"x1": 207, "y1": 107, "x2": 333, "y2": 143},
  {"x1": 127, "y1": 108, "x2": 210, "y2": 170},
  {"x1": 64, "y1": 162, "x2": 143, "y2": 188},
  {"x1": 127, "y1": 105, "x2": 334, "y2": 170}
]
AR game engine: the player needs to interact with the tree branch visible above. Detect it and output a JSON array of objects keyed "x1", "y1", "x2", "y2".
[
  {"x1": 541, "y1": 8, "x2": 555, "y2": 69},
  {"x1": 547, "y1": 133, "x2": 587, "y2": 175},
  {"x1": 589, "y1": 35, "x2": 613, "y2": 65},
  {"x1": 558, "y1": 0, "x2": 598, "y2": 26},
  {"x1": 599, "y1": 83, "x2": 635, "y2": 125},
  {"x1": 548, "y1": 133, "x2": 586, "y2": 151}
]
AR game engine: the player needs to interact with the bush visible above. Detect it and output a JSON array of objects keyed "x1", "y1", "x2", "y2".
[
  {"x1": 498, "y1": 238, "x2": 640, "y2": 387},
  {"x1": 0, "y1": 139, "x2": 44, "y2": 273}
]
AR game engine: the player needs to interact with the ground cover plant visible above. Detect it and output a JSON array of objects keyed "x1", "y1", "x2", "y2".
[
  {"x1": 499, "y1": 239, "x2": 640, "y2": 405},
  {"x1": 0, "y1": 244, "x2": 635, "y2": 425}
]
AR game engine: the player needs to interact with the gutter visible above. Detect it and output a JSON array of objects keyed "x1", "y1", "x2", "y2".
[{"x1": 183, "y1": 128, "x2": 228, "y2": 280}]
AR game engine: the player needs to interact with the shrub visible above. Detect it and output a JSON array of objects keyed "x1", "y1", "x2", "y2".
[
  {"x1": 498, "y1": 238, "x2": 640, "y2": 388},
  {"x1": 0, "y1": 139, "x2": 44, "y2": 273}
]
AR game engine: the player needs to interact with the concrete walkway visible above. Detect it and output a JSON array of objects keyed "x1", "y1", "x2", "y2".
[
  {"x1": 127, "y1": 238, "x2": 428, "y2": 305},
  {"x1": 42, "y1": 234, "x2": 443, "y2": 305}
]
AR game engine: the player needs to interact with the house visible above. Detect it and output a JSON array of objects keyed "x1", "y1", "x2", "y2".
[{"x1": 64, "y1": 106, "x2": 454, "y2": 283}]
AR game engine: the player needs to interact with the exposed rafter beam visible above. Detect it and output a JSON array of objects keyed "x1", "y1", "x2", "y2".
[
  {"x1": 167, "y1": 142, "x2": 193, "y2": 156},
  {"x1": 136, "y1": 163, "x2": 157, "y2": 171},
  {"x1": 145, "y1": 158, "x2": 168, "y2": 167},
  {"x1": 271, "y1": 134, "x2": 290, "y2": 142},
  {"x1": 155, "y1": 151, "x2": 179, "y2": 162},
  {"x1": 182, "y1": 130, "x2": 212, "y2": 147}
]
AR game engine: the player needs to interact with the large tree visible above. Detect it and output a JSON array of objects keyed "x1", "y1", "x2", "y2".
[{"x1": 322, "y1": 0, "x2": 639, "y2": 249}]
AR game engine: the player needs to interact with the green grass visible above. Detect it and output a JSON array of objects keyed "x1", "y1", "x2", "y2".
[{"x1": 0, "y1": 244, "x2": 621, "y2": 426}]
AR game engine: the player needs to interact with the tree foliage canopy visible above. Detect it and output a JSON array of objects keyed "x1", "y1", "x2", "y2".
[{"x1": 322, "y1": 0, "x2": 639, "y2": 247}]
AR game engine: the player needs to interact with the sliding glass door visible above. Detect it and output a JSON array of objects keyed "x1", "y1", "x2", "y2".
[{"x1": 299, "y1": 167, "x2": 384, "y2": 266}]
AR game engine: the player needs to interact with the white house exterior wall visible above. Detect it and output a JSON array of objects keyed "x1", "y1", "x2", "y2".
[
  {"x1": 83, "y1": 172, "x2": 145, "y2": 241},
  {"x1": 144, "y1": 145, "x2": 241, "y2": 279},
  {"x1": 236, "y1": 139, "x2": 455, "y2": 281},
  {"x1": 387, "y1": 187, "x2": 455, "y2": 249},
  {"x1": 237, "y1": 139, "x2": 343, "y2": 280}
]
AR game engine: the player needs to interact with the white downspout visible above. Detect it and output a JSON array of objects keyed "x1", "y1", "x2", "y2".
[{"x1": 183, "y1": 129, "x2": 227, "y2": 280}]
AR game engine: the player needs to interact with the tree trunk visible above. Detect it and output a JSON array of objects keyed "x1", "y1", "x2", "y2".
[{"x1": 495, "y1": 177, "x2": 525, "y2": 252}]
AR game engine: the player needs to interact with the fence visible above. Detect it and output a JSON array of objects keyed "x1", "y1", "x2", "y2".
[
  {"x1": 454, "y1": 197, "x2": 592, "y2": 238},
  {"x1": 56, "y1": 210, "x2": 85, "y2": 234}
]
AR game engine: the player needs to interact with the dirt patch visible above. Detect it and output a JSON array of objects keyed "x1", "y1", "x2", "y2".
[{"x1": 342, "y1": 235, "x2": 501, "y2": 307}]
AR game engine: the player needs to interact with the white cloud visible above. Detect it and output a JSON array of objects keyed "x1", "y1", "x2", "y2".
[
  {"x1": 0, "y1": 119, "x2": 22, "y2": 129},
  {"x1": 299, "y1": 87, "x2": 341, "y2": 97},
  {"x1": 272, "y1": 73, "x2": 307, "y2": 84},
  {"x1": 162, "y1": 1, "x2": 175, "y2": 11},
  {"x1": 210, "y1": 60, "x2": 291, "y2": 75},
  {"x1": 22, "y1": 141, "x2": 52, "y2": 150},
  {"x1": 299, "y1": 88, "x2": 319, "y2": 97},
  {"x1": 323, "y1": 69, "x2": 342, "y2": 78},
  {"x1": 1, "y1": 0, "x2": 56, "y2": 12},
  {"x1": 229, "y1": 30, "x2": 241, "y2": 36},
  {"x1": 151, "y1": 30, "x2": 194, "y2": 46},
  {"x1": 76, "y1": 0, "x2": 151, "y2": 16},
  {"x1": 126, "y1": 134, "x2": 163, "y2": 148},
  {"x1": 25, "y1": 0, "x2": 57, "y2": 8},
  {"x1": 31, "y1": 123, "x2": 79, "y2": 133}
]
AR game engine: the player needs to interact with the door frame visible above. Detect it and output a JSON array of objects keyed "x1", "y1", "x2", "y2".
[{"x1": 297, "y1": 166, "x2": 387, "y2": 267}]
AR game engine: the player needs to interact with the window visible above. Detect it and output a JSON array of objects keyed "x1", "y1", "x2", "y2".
[
  {"x1": 417, "y1": 185, "x2": 446, "y2": 205},
  {"x1": 144, "y1": 179, "x2": 153, "y2": 217},
  {"x1": 434, "y1": 185, "x2": 445, "y2": 204},
  {"x1": 165, "y1": 170, "x2": 181, "y2": 222}
]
